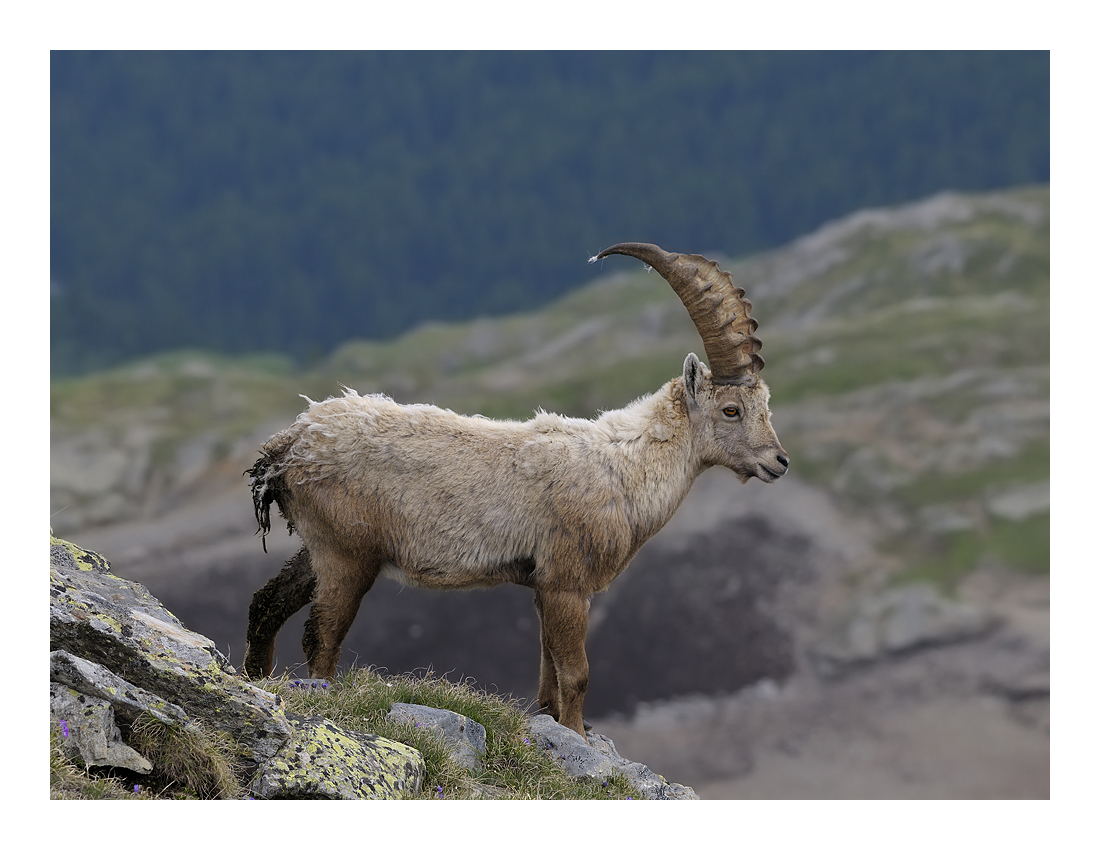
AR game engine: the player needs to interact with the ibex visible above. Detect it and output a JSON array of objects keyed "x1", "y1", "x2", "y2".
[{"x1": 243, "y1": 242, "x2": 788, "y2": 740}]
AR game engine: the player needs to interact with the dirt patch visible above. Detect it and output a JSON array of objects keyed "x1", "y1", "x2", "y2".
[{"x1": 694, "y1": 696, "x2": 1048, "y2": 799}]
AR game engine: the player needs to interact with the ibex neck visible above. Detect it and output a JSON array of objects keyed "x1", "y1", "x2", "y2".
[{"x1": 596, "y1": 378, "x2": 700, "y2": 543}]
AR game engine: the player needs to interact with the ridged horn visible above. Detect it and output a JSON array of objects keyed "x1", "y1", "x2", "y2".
[{"x1": 592, "y1": 242, "x2": 764, "y2": 383}]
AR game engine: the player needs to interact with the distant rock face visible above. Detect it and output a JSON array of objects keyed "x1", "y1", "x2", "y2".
[
  {"x1": 812, "y1": 584, "x2": 996, "y2": 673},
  {"x1": 585, "y1": 516, "x2": 811, "y2": 715}
]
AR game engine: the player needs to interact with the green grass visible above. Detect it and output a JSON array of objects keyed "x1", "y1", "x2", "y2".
[
  {"x1": 758, "y1": 193, "x2": 1049, "y2": 328},
  {"x1": 892, "y1": 514, "x2": 1049, "y2": 591},
  {"x1": 765, "y1": 293, "x2": 1048, "y2": 406},
  {"x1": 272, "y1": 667, "x2": 640, "y2": 800},
  {"x1": 459, "y1": 351, "x2": 685, "y2": 422},
  {"x1": 125, "y1": 716, "x2": 244, "y2": 799},
  {"x1": 894, "y1": 441, "x2": 1049, "y2": 508},
  {"x1": 49, "y1": 668, "x2": 641, "y2": 801}
]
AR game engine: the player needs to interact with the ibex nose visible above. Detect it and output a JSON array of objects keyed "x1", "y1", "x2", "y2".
[{"x1": 776, "y1": 453, "x2": 789, "y2": 469}]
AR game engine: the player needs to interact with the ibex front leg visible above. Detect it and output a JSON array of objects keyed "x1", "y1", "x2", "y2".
[{"x1": 534, "y1": 589, "x2": 591, "y2": 741}]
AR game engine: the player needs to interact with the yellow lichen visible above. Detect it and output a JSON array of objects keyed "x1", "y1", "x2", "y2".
[{"x1": 253, "y1": 715, "x2": 424, "y2": 800}]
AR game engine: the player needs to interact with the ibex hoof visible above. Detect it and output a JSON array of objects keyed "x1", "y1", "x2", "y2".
[{"x1": 535, "y1": 705, "x2": 592, "y2": 732}]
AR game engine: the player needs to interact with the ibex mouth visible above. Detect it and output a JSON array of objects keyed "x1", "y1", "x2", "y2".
[{"x1": 757, "y1": 463, "x2": 787, "y2": 482}]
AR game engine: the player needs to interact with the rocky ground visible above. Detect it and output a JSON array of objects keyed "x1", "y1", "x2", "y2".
[{"x1": 71, "y1": 464, "x2": 1049, "y2": 800}]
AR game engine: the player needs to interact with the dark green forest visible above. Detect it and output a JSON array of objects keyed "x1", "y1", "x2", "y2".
[{"x1": 50, "y1": 51, "x2": 1049, "y2": 376}]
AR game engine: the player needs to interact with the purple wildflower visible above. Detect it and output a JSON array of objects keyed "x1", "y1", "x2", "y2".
[{"x1": 59, "y1": 720, "x2": 70, "y2": 738}]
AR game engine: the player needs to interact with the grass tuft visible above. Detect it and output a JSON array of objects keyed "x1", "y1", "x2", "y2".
[
  {"x1": 125, "y1": 715, "x2": 243, "y2": 799},
  {"x1": 50, "y1": 715, "x2": 243, "y2": 800}
]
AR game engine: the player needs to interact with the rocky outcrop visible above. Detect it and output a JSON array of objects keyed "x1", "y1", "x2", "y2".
[
  {"x1": 527, "y1": 714, "x2": 698, "y2": 799},
  {"x1": 50, "y1": 535, "x2": 291, "y2": 768},
  {"x1": 50, "y1": 534, "x2": 694, "y2": 800},
  {"x1": 51, "y1": 678, "x2": 155, "y2": 774},
  {"x1": 50, "y1": 534, "x2": 423, "y2": 799}
]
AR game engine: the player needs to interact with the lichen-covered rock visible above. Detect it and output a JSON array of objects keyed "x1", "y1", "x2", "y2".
[
  {"x1": 250, "y1": 714, "x2": 424, "y2": 800},
  {"x1": 51, "y1": 650, "x2": 190, "y2": 726},
  {"x1": 51, "y1": 683, "x2": 153, "y2": 773},
  {"x1": 527, "y1": 714, "x2": 698, "y2": 800},
  {"x1": 50, "y1": 534, "x2": 293, "y2": 767},
  {"x1": 529, "y1": 714, "x2": 617, "y2": 781},
  {"x1": 585, "y1": 730, "x2": 699, "y2": 800},
  {"x1": 387, "y1": 703, "x2": 486, "y2": 771}
]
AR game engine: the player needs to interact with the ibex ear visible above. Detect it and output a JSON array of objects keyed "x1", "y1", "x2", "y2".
[{"x1": 683, "y1": 353, "x2": 704, "y2": 401}]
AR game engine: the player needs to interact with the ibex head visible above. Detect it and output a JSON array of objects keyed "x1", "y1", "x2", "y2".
[{"x1": 593, "y1": 242, "x2": 789, "y2": 483}]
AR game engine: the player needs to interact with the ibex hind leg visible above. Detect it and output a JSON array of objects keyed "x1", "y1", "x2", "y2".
[
  {"x1": 536, "y1": 623, "x2": 560, "y2": 720},
  {"x1": 244, "y1": 547, "x2": 316, "y2": 679},
  {"x1": 302, "y1": 549, "x2": 382, "y2": 680},
  {"x1": 535, "y1": 589, "x2": 591, "y2": 740}
]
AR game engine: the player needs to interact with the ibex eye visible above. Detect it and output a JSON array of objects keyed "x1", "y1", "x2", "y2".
[{"x1": 723, "y1": 406, "x2": 740, "y2": 419}]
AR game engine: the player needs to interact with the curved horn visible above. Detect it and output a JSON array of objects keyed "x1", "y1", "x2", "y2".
[{"x1": 592, "y1": 242, "x2": 764, "y2": 383}]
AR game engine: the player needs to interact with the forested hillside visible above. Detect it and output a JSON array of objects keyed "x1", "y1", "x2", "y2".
[{"x1": 51, "y1": 51, "x2": 1048, "y2": 375}]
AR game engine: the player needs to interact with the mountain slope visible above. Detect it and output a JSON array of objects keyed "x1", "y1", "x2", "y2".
[{"x1": 51, "y1": 186, "x2": 1049, "y2": 797}]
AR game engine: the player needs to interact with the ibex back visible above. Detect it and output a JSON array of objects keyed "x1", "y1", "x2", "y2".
[{"x1": 243, "y1": 243, "x2": 788, "y2": 740}]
